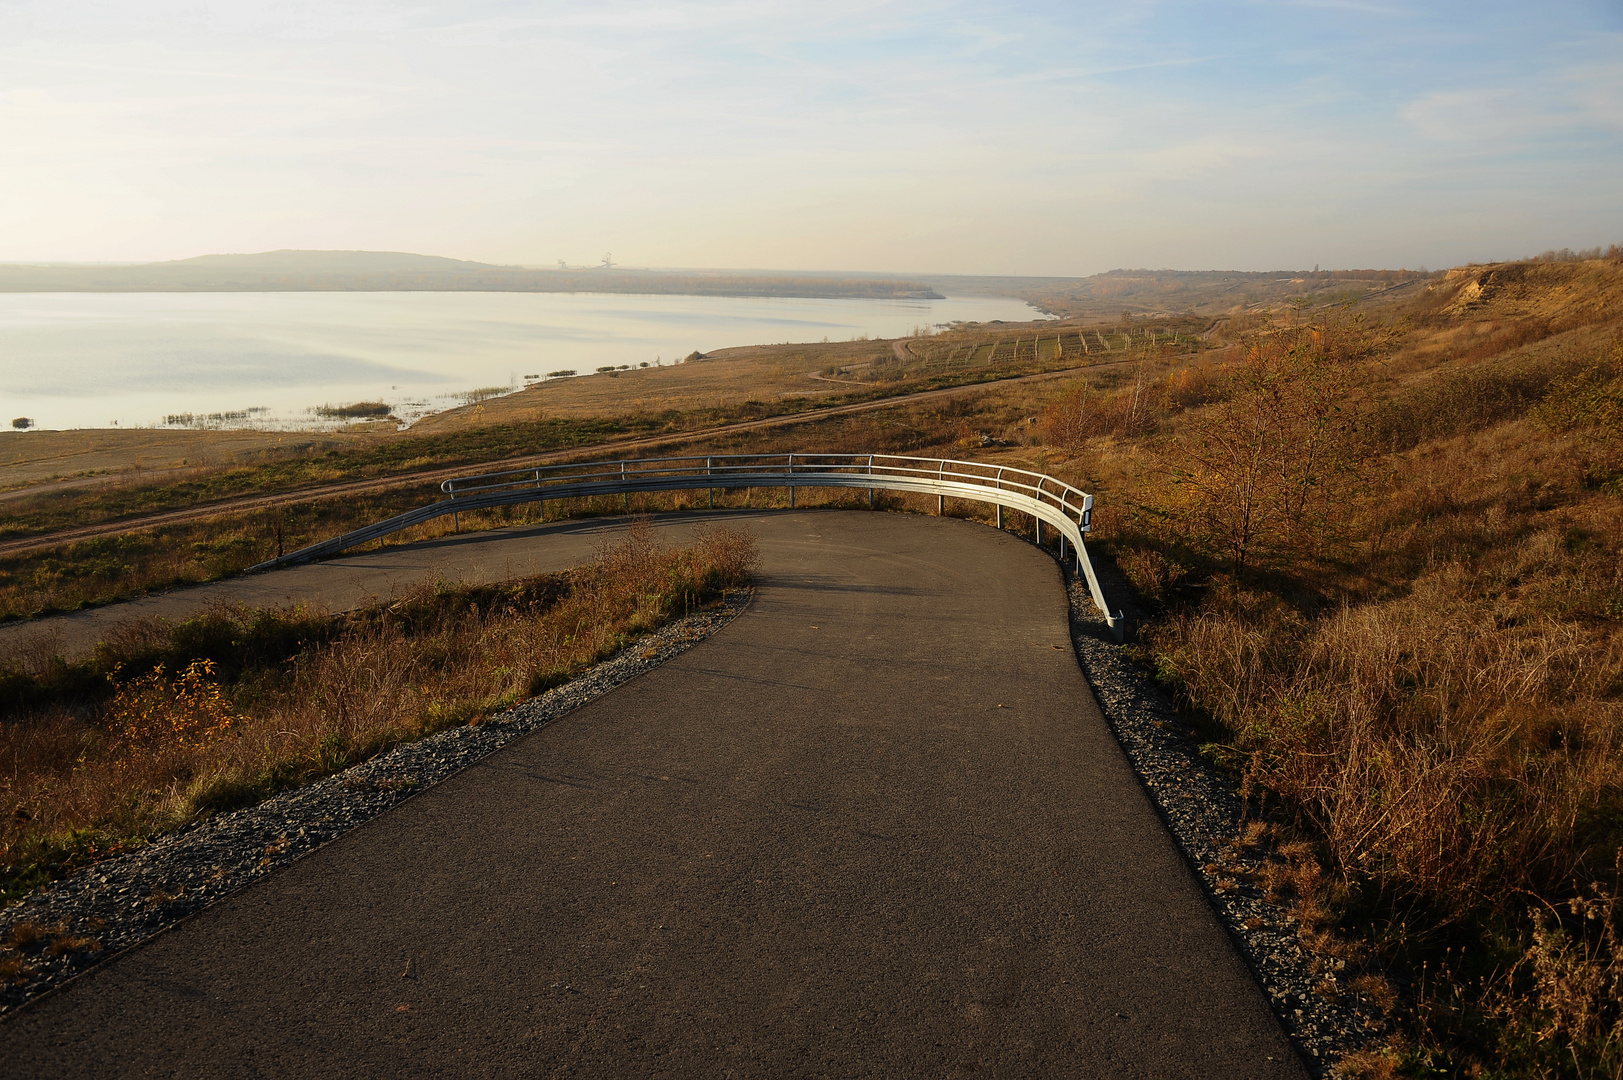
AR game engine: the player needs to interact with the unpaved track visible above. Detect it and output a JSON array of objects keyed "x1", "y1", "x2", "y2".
[
  {"x1": 0, "y1": 512, "x2": 1304, "y2": 1077},
  {"x1": 0, "y1": 366, "x2": 1095, "y2": 560}
]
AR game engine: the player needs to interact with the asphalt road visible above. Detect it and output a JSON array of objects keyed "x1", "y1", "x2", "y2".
[
  {"x1": 1, "y1": 514, "x2": 714, "y2": 662},
  {"x1": 1, "y1": 511, "x2": 1305, "y2": 1077}
]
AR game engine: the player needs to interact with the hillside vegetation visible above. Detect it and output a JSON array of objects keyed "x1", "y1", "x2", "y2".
[
  {"x1": 990, "y1": 266, "x2": 1436, "y2": 319},
  {"x1": 1040, "y1": 252, "x2": 1623, "y2": 1076}
]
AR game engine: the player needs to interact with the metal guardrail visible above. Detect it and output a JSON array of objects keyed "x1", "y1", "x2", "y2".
[{"x1": 249, "y1": 453, "x2": 1123, "y2": 636}]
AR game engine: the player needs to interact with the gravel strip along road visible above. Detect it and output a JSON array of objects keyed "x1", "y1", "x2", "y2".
[
  {"x1": 0, "y1": 592, "x2": 750, "y2": 1019},
  {"x1": 1065, "y1": 571, "x2": 1390, "y2": 1072},
  {"x1": 3, "y1": 511, "x2": 1308, "y2": 1077}
]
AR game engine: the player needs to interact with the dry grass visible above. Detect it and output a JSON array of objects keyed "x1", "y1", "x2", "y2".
[
  {"x1": 781, "y1": 259, "x2": 1623, "y2": 1073},
  {"x1": 1036, "y1": 351, "x2": 1192, "y2": 453},
  {"x1": 1149, "y1": 573, "x2": 1623, "y2": 912},
  {"x1": 1015, "y1": 267, "x2": 1432, "y2": 321},
  {"x1": 0, "y1": 919, "x2": 102, "y2": 986},
  {"x1": 1066, "y1": 264, "x2": 1623, "y2": 1075},
  {"x1": 0, "y1": 521, "x2": 757, "y2": 903},
  {"x1": 1491, "y1": 881, "x2": 1623, "y2": 1076},
  {"x1": 415, "y1": 316, "x2": 1184, "y2": 431},
  {"x1": 0, "y1": 427, "x2": 380, "y2": 494},
  {"x1": 0, "y1": 487, "x2": 436, "y2": 620},
  {"x1": 0, "y1": 318, "x2": 1115, "y2": 622}
]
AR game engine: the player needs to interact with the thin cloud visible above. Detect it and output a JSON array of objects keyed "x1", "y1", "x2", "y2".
[
  {"x1": 1264, "y1": 0, "x2": 1414, "y2": 16},
  {"x1": 0, "y1": 0, "x2": 1617, "y2": 271},
  {"x1": 0, "y1": 51, "x2": 415, "y2": 91}
]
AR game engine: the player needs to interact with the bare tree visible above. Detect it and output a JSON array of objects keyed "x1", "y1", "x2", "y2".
[{"x1": 1152, "y1": 313, "x2": 1385, "y2": 578}]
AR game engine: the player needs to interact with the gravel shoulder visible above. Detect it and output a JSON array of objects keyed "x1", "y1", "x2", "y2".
[
  {"x1": 0, "y1": 590, "x2": 750, "y2": 1016},
  {"x1": 1065, "y1": 559, "x2": 1389, "y2": 1076}
]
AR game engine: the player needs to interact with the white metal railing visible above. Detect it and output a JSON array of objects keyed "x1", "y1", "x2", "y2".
[{"x1": 249, "y1": 453, "x2": 1122, "y2": 636}]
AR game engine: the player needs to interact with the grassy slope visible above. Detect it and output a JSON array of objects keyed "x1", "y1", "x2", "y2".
[
  {"x1": 1055, "y1": 257, "x2": 1623, "y2": 1077},
  {"x1": 1, "y1": 320, "x2": 1113, "y2": 539}
]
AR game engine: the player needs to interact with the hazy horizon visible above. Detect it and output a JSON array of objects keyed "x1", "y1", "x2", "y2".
[
  {"x1": 0, "y1": 249, "x2": 1448, "y2": 276},
  {"x1": 3, "y1": 2, "x2": 1619, "y2": 276}
]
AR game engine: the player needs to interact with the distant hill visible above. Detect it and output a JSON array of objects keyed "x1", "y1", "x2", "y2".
[
  {"x1": 0, "y1": 250, "x2": 944, "y2": 301},
  {"x1": 0, "y1": 249, "x2": 1447, "y2": 312},
  {"x1": 159, "y1": 250, "x2": 509, "y2": 274}
]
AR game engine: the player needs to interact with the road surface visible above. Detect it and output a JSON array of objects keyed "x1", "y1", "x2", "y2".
[{"x1": 2, "y1": 511, "x2": 1304, "y2": 1077}]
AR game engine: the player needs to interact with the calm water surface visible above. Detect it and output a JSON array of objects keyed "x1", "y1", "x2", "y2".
[{"x1": 0, "y1": 291, "x2": 1043, "y2": 432}]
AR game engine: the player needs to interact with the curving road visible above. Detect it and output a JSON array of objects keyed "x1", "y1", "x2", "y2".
[{"x1": 1, "y1": 511, "x2": 1304, "y2": 1077}]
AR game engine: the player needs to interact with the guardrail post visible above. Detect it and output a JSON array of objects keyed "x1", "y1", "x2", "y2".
[
  {"x1": 788, "y1": 453, "x2": 795, "y2": 509},
  {"x1": 707, "y1": 456, "x2": 714, "y2": 509},
  {"x1": 621, "y1": 461, "x2": 629, "y2": 512},
  {"x1": 995, "y1": 468, "x2": 1004, "y2": 529},
  {"x1": 868, "y1": 455, "x2": 875, "y2": 508},
  {"x1": 1034, "y1": 478, "x2": 1043, "y2": 546},
  {"x1": 937, "y1": 459, "x2": 945, "y2": 515}
]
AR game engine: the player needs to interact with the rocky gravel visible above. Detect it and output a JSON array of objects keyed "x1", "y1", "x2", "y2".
[
  {"x1": 1065, "y1": 558, "x2": 1388, "y2": 1078},
  {"x1": 0, "y1": 589, "x2": 750, "y2": 1017}
]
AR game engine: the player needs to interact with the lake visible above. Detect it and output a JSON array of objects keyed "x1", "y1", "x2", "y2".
[{"x1": 0, "y1": 291, "x2": 1044, "y2": 432}]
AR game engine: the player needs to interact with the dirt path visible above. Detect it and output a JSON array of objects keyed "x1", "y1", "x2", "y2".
[
  {"x1": 0, "y1": 511, "x2": 1305, "y2": 1078},
  {"x1": 0, "y1": 466, "x2": 195, "y2": 505},
  {"x1": 0, "y1": 366, "x2": 1091, "y2": 561}
]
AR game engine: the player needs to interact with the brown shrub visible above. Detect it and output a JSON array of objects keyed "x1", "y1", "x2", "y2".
[
  {"x1": 1038, "y1": 361, "x2": 1167, "y2": 455},
  {"x1": 45, "y1": 934, "x2": 100, "y2": 956},
  {"x1": 1150, "y1": 569, "x2": 1623, "y2": 912},
  {"x1": 1493, "y1": 885, "x2": 1623, "y2": 1074},
  {"x1": 109, "y1": 659, "x2": 235, "y2": 752},
  {"x1": 1140, "y1": 313, "x2": 1388, "y2": 578}
]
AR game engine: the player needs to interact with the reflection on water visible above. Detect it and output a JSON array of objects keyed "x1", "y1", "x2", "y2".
[{"x1": 0, "y1": 291, "x2": 1044, "y2": 432}]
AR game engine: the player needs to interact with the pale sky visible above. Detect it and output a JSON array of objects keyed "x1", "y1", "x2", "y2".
[{"x1": 2, "y1": 1, "x2": 1619, "y2": 275}]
